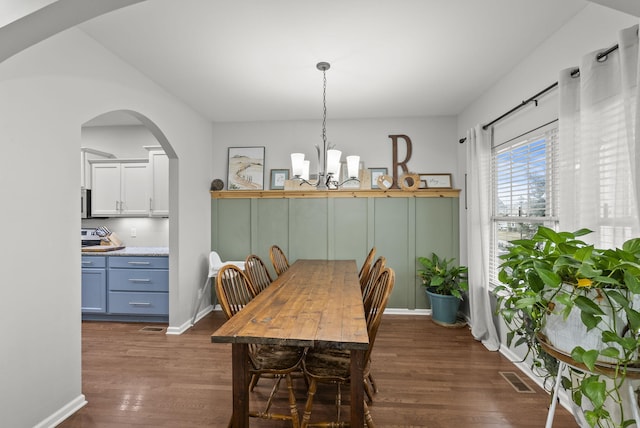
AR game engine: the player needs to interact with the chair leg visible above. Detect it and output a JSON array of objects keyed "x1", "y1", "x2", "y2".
[
  {"x1": 364, "y1": 400, "x2": 376, "y2": 428},
  {"x1": 249, "y1": 373, "x2": 261, "y2": 391},
  {"x1": 364, "y1": 377, "x2": 375, "y2": 403},
  {"x1": 301, "y1": 378, "x2": 317, "y2": 428},
  {"x1": 368, "y1": 372, "x2": 378, "y2": 393},
  {"x1": 285, "y1": 374, "x2": 301, "y2": 428}
]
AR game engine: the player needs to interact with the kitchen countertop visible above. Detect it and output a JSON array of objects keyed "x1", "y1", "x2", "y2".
[{"x1": 82, "y1": 246, "x2": 169, "y2": 256}]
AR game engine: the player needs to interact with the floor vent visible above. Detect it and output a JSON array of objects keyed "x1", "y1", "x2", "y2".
[
  {"x1": 499, "y1": 371, "x2": 535, "y2": 393},
  {"x1": 139, "y1": 326, "x2": 166, "y2": 333}
]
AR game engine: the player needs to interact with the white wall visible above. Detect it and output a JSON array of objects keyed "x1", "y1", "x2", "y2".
[
  {"x1": 213, "y1": 116, "x2": 459, "y2": 190},
  {"x1": 0, "y1": 27, "x2": 212, "y2": 428},
  {"x1": 456, "y1": 3, "x2": 638, "y2": 267}
]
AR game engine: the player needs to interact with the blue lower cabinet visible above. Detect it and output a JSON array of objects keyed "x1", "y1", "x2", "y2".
[
  {"x1": 82, "y1": 254, "x2": 168, "y2": 322},
  {"x1": 81, "y1": 268, "x2": 107, "y2": 313},
  {"x1": 108, "y1": 291, "x2": 169, "y2": 315}
]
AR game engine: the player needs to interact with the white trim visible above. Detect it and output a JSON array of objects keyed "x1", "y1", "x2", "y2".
[
  {"x1": 384, "y1": 308, "x2": 430, "y2": 316},
  {"x1": 34, "y1": 394, "x2": 87, "y2": 428}
]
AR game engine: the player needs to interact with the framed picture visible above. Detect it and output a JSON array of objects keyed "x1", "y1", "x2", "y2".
[
  {"x1": 368, "y1": 167, "x2": 387, "y2": 189},
  {"x1": 270, "y1": 169, "x2": 289, "y2": 190},
  {"x1": 422, "y1": 173, "x2": 452, "y2": 189},
  {"x1": 227, "y1": 146, "x2": 265, "y2": 190}
]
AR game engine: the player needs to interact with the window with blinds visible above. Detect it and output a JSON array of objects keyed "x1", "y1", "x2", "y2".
[{"x1": 489, "y1": 123, "x2": 559, "y2": 285}]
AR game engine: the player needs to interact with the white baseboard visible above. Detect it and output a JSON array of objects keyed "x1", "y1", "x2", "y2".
[
  {"x1": 34, "y1": 394, "x2": 86, "y2": 428},
  {"x1": 384, "y1": 308, "x2": 430, "y2": 315}
]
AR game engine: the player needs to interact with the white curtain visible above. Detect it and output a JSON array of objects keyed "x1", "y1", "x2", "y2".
[
  {"x1": 466, "y1": 125, "x2": 500, "y2": 351},
  {"x1": 558, "y1": 24, "x2": 640, "y2": 248}
]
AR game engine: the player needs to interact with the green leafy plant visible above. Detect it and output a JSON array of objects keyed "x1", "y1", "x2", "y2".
[
  {"x1": 417, "y1": 253, "x2": 468, "y2": 299},
  {"x1": 495, "y1": 226, "x2": 640, "y2": 428}
]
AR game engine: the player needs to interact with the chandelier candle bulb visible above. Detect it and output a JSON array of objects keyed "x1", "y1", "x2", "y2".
[
  {"x1": 291, "y1": 153, "x2": 305, "y2": 177},
  {"x1": 302, "y1": 160, "x2": 310, "y2": 181},
  {"x1": 346, "y1": 155, "x2": 360, "y2": 178},
  {"x1": 326, "y1": 149, "x2": 342, "y2": 176}
]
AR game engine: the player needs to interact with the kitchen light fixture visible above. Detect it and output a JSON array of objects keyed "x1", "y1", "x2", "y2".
[{"x1": 291, "y1": 62, "x2": 360, "y2": 190}]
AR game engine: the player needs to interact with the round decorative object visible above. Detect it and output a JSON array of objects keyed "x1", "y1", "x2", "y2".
[
  {"x1": 376, "y1": 174, "x2": 393, "y2": 190},
  {"x1": 210, "y1": 179, "x2": 224, "y2": 191},
  {"x1": 399, "y1": 173, "x2": 420, "y2": 191}
]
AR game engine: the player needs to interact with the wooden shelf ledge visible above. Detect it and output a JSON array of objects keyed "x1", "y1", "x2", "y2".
[{"x1": 211, "y1": 189, "x2": 460, "y2": 199}]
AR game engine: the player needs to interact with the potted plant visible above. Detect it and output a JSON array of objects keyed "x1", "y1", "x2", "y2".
[
  {"x1": 495, "y1": 226, "x2": 640, "y2": 428},
  {"x1": 417, "y1": 253, "x2": 468, "y2": 325}
]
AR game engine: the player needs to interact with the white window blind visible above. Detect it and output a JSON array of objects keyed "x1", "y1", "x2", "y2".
[{"x1": 489, "y1": 122, "x2": 559, "y2": 285}]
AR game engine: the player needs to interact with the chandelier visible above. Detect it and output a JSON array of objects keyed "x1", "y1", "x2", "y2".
[{"x1": 290, "y1": 62, "x2": 360, "y2": 190}]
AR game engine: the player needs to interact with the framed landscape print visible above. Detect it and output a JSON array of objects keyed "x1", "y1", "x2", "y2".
[
  {"x1": 422, "y1": 173, "x2": 452, "y2": 189},
  {"x1": 270, "y1": 169, "x2": 289, "y2": 190},
  {"x1": 227, "y1": 146, "x2": 265, "y2": 190}
]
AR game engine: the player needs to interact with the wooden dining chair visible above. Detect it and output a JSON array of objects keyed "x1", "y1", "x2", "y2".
[
  {"x1": 216, "y1": 265, "x2": 303, "y2": 427},
  {"x1": 358, "y1": 246, "x2": 376, "y2": 289},
  {"x1": 362, "y1": 256, "x2": 386, "y2": 304},
  {"x1": 244, "y1": 254, "x2": 273, "y2": 294},
  {"x1": 270, "y1": 244, "x2": 290, "y2": 276},
  {"x1": 300, "y1": 267, "x2": 395, "y2": 428}
]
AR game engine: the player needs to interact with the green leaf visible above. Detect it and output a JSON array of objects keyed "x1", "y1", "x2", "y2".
[
  {"x1": 574, "y1": 245, "x2": 594, "y2": 262},
  {"x1": 534, "y1": 267, "x2": 561, "y2": 287},
  {"x1": 625, "y1": 307, "x2": 640, "y2": 333},
  {"x1": 580, "y1": 311, "x2": 600, "y2": 331},
  {"x1": 573, "y1": 228, "x2": 594, "y2": 237},
  {"x1": 574, "y1": 296, "x2": 606, "y2": 316},
  {"x1": 582, "y1": 375, "x2": 606, "y2": 408},
  {"x1": 599, "y1": 347, "x2": 620, "y2": 358},
  {"x1": 536, "y1": 226, "x2": 562, "y2": 243},
  {"x1": 622, "y1": 237, "x2": 640, "y2": 255},
  {"x1": 624, "y1": 270, "x2": 640, "y2": 294}
]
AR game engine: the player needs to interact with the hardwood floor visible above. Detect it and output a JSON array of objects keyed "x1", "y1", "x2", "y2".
[{"x1": 59, "y1": 312, "x2": 577, "y2": 427}]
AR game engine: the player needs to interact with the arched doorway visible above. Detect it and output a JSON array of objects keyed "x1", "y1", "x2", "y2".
[{"x1": 81, "y1": 109, "x2": 176, "y2": 324}]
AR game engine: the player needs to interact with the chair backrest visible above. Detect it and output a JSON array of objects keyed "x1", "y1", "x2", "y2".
[
  {"x1": 362, "y1": 256, "x2": 386, "y2": 304},
  {"x1": 358, "y1": 246, "x2": 376, "y2": 288},
  {"x1": 364, "y1": 267, "x2": 395, "y2": 362},
  {"x1": 244, "y1": 254, "x2": 273, "y2": 294},
  {"x1": 270, "y1": 244, "x2": 290, "y2": 276},
  {"x1": 215, "y1": 265, "x2": 258, "y2": 320}
]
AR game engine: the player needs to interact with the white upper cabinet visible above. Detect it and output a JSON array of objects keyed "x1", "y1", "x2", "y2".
[
  {"x1": 91, "y1": 160, "x2": 149, "y2": 217},
  {"x1": 80, "y1": 147, "x2": 115, "y2": 189},
  {"x1": 148, "y1": 150, "x2": 169, "y2": 217}
]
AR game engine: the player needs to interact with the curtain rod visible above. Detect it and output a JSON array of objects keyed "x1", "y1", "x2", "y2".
[{"x1": 458, "y1": 43, "x2": 620, "y2": 144}]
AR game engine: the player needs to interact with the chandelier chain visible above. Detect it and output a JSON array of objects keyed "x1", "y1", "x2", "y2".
[{"x1": 322, "y1": 68, "x2": 327, "y2": 147}]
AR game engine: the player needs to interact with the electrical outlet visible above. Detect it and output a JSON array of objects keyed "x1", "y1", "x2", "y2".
[{"x1": 130, "y1": 228, "x2": 137, "y2": 238}]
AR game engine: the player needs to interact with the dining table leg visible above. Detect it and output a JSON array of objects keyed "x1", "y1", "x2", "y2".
[
  {"x1": 350, "y1": 349, "x2": 365, "y2": 427},
  {"x1": 231, "y1": 343, "x2": 250, "y2": 428}
]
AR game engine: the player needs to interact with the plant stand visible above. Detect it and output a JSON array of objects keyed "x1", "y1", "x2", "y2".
[{"x1": 538, "y1": 334, "x2": 640, "y2": 428}]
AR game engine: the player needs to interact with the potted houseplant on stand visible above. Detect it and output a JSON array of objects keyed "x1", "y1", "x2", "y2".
[
  {"x1": 496, "y1": 226, "x2": 640, "y2": 428},
  {"x1": 417, "y1": 253, "x2": 468, "y2": 326}
]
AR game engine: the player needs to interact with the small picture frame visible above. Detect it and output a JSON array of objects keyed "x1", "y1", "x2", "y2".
[
  {"x1": 227, "y1": 146, "x2": 265, "y2": 190},
  {"x1": 270, "y1": 169, "x2": 289, "y2": 190},
  {"x1": 422, "y1": 173, "x2": 452, "y2": 189},
  {"x1": 368, "y1": 168, "x2": 388, "y2": 189}
]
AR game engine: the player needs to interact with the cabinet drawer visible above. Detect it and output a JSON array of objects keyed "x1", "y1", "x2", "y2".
[
  {"x1": 82, "y1": 256, "x2": 106, "y2": 268},
  {"x1": 109, "y1": 256, "x2": 168, "y2": 269},
  {"x1": 108, "y1": 269, "x2": 168, "y2": 292},
  {"x1": 108, "y1": 291, "x2": 168, "y2": 315}
]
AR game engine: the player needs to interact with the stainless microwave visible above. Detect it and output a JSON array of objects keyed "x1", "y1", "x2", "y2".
[{"x1": 81, "y1": 188, "x2": 92, "y2": 218}]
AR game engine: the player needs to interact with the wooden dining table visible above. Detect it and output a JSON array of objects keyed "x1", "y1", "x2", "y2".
[{"x1": 211, "y1": 259, "x2": 369, "y2": 427}]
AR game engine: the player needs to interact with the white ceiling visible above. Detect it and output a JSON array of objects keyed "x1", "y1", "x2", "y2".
[{"x1": 77, "y1": 0, "x2": 592, "y2": 123}]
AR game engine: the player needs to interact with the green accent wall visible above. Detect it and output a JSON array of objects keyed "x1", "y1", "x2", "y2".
[{"x1": 211, "y1": 195, "x2": 459, "y2": 310}]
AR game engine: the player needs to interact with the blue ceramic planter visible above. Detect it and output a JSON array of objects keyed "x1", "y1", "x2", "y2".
[{"x1": 426, "y1": 289, "x2": 460, "y2": 325}]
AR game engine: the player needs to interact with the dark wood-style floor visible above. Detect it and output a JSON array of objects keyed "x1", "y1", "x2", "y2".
[{"x1": 59, "y1": 312, "x2": 577, "y2": 427}]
